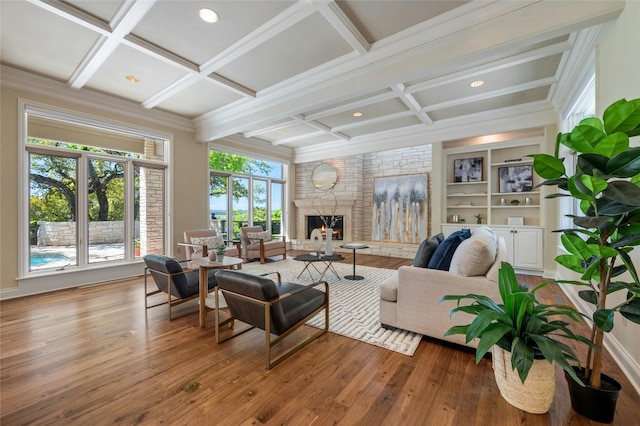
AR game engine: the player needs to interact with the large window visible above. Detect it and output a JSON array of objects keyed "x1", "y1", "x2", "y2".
[
  {"x1": 22, "y1": 105, "x2": 168, "y2": 275},
  {"x1": 209, "y1": 150, "x2": 286, "y2": 240}
]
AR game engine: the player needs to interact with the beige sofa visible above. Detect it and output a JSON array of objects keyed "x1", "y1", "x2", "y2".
[{"x1": 379, "y1": 230, "x2": 506, "y2": 348}]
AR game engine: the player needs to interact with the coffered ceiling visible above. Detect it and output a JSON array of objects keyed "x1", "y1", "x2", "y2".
[{"x1": 0, "y1": 1, "x2": 625, "y2": 162}]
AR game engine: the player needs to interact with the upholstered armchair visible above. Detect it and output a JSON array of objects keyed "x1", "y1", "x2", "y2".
[
  {"x1": 183, "y1": 229, "x2": 240, "y2": 260},
  {"x1": 143, "y1": 254, "x2": 218, "y2": 320},
  {"x1": 214, "y1": 270, "x2": 328, "y2": 369},
  {"x1": 240, "y1": 226, "x2": 286, "y2": 264}
]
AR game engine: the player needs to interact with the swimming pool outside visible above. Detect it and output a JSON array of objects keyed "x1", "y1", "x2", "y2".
[{"x1": 30, "y1": 243, "x2": 128, "y2": 270}]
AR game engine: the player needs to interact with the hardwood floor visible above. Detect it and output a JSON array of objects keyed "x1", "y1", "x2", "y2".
[{"x1": 1, "y1": 252, "x2": 639, "y2": 425}]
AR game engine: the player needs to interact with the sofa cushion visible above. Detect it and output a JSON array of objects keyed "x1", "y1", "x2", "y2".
[
  {"x1": 427, "y1": 229, "x2": 471, "y2": 270},
  {"x1": 486, "y1": 235, "x2": 507, "y2": 282},
  {"x1": 190, "y1": 236, "x2": 224, "y2": 258},
  {"x1": 449, "y1": 227, "x2": 498, "y2": 277},
  {"x1": 413, "y1": 236, "x2": 440, "y2": 268}
]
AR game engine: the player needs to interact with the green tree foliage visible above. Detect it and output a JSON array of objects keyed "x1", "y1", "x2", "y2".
[
  {"x1": 209, "y1": 151, "x2": 272, "y2": 201},
  {"x1": 29, "y1": 138, "x2": 126, "y2": 222}
]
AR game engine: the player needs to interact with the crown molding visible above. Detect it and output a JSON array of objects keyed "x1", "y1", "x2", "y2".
[
  {"x1": 209, "y1": 134, "x2": 294, "y2": 165},
  {"x1": 1, "y1": 65, "x2": 194, "y2": 133}
]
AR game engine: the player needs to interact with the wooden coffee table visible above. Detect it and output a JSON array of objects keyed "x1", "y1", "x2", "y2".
[{"x1": 189, "y1": 256, "x2": 243, "y2": 327}]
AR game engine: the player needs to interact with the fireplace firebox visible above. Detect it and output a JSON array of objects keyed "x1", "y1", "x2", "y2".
[{"x1": 306, "y1": 216, "x2": 343, "y2": 240}]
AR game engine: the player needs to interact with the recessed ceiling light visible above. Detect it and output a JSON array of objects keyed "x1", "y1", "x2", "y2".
[
  {"x1": 280, "y1": 130, "x2": 289, "y2": 136},
  {"x1": 353, "y1": 112, "x2": 363, "y2": 117},
  {"x1": 470, "y1": 80, "x2": 484, "y2": 88},
  {"x1": 199, "y1": 8, "x2": 219, "y2": 23},
  {"x1": 125, "y1": 75, "x2": 140, "y2": 83}
]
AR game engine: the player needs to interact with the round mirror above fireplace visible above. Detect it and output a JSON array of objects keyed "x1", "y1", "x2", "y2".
[{"x1": 312, "y1": 164, "x2": 337, "y2": 190}]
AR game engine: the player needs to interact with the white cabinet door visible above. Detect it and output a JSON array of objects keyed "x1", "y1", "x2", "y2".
[
  {"x1": 492, "y1": 227, "x2": 542, "y2": 270},
  {"x1": 512, "y1": 228, "x2": 543, "y2": 270}
]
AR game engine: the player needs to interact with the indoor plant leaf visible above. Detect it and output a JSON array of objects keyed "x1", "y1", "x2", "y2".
[
  {"x1": 603, "y1": 98, "x2": 640, "y2": 135},
  {"x1": 593, "y1": 309, "x2": 615, "y2": 332},
  {"x1": 529, "y1": 154, "x2": 565, "y2": 179},
  {"x1": 592, "y1": 132, "x2": 629, "y2": 157},
  {"x1": 606, "y1": 147, "x2": 640, "y2": 177}
]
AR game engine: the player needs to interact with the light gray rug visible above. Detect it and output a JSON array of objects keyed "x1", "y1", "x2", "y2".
[{"x1": 241, "y1": 258, "x2": 422, "y2": 356}]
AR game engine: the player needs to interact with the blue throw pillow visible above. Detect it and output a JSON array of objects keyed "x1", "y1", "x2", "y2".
[
  {"x1": 427, "y1": 229, "x2": 471, "y2": 270},
  {"x1": 413, "y1": 236, "x2": 440, "y2": 268}
]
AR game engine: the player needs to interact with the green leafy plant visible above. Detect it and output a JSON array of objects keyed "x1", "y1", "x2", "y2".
[
  {"x1": 510, "y1": 199, "x2": 520, "y2": 205},
  {"x1": 474, "y1": 213, "x2": 484, "y2": 222},
  {"x1": 442, "y1": 262, "x2": 592, "y2": 384},
  {"x1": 528, "y1": 97, "x2": 640, "y2": 389},
  {"x1": 215, "y1": 244, "x2": 227, "y2": 255}
]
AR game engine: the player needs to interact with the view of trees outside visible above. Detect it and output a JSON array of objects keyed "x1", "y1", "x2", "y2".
[
  {"x1": 209, "y1": 151, "x2": 284, "y2": 238},
  {"x1": 28, "y1": 136, "x2": 163, "y2": 270}
]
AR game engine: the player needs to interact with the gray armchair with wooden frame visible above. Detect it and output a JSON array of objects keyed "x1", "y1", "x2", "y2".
[
  {"x1": 143, "y1": 254, "x2": 218, "y2": 320},
  {"x1": 240, "y1": 226, "x2": 286, "y2": 264},
  {"x1": 214, "y1": 270, "x2": 329, "y2": 369},
  {"x1": 182, "y1": 229, "x2": 241, "y2": 260}
]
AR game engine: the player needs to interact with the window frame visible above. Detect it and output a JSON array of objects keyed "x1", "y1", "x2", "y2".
[
  {"x1": 208, "y1": 150, "x2": 287, "y2": 239},
  {"x1": 19, "y1": 100, "x2": 170, "y2": 278}
]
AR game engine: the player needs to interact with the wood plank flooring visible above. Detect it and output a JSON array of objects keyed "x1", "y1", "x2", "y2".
[{"x1": 1, "y1": 252, "x2": 639, "y2": 425}]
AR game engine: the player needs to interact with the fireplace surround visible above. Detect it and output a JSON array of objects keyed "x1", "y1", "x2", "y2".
[{"x1": 294, "y1": 198, "x2": 356, "y2": 243}]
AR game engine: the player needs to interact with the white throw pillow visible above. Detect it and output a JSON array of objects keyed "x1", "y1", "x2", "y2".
[
  {"x1": 246, "y1": 230, "x2": 271, "y2": 244},
  {"x1": 191, "y1": 235, "x2": 224, "y2": 252},
  {"x1": 449, "y1": 227, "x2": 498, "y2": 277}
]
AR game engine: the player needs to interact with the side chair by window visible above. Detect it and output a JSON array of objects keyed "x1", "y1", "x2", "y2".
[
  {"x1": 240, "y1": 226, "x2": 286, "y2": 264},
  {"x1": 214, "y1": 270, "x2": 329, "y2": 369},
  {"x1": 183, "y1": 229, "x2": 241, "y2": 260},
  {"x1": 143, "y1": 254, "x2": 218, "y2": 320}
]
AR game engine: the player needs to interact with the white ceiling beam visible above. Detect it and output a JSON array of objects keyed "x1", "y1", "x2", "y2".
[
  {"x1": 271, "y1": 130, "x2": 327, "y2": 146},
  {"x1": 331, "y1": 110, "x2": 414, "y2": 132},
  {"x1": 68, "y1": 0, "x2": 157, "y2": 89},
  {"x1": 293, "y1": 115, "x2": 350, "y2": 141},
  {"x1": 243, "y1": 119, "x2": 299, "y2": 138},
  {"x1": 25, "y1": 0, "x2": 111, "y2": 35},
  {"x1": 303, "y1": 91, "x2": 396, "y2": 121},
  {"x1": 421, "y1": 77, "x2": 558, "y2": 113},
  {"x1": 312, "y1": 0, "x2": 369, "y2": 55},
  {"x1": 141, "y1": 1, "x2": 313, "y2": 109},
  {"x1": 392, "y1": 84, "x2": 433, "y2": 125},
  {"x1": 405, "y1": 39, "x2": 573, "y2": 95},
  {"x1": 199, "y1": 1, "x2": 316, "y2": 75}
]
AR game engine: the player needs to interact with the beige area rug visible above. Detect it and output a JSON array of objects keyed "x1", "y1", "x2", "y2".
[{"x1": 240, "y1": 258, "x2": 423, "y2": 356}]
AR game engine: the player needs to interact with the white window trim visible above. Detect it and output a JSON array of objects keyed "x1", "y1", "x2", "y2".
[{"x1": 16, "y1": 99, "x2": 172, "y2": 295}]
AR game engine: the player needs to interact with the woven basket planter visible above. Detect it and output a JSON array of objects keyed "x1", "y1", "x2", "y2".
[{"x1": 492, "y1": 345, "x2": 556, "y2": 414}]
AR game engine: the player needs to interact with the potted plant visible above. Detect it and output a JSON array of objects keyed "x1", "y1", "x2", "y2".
[
  {"x1": 215, "y1": 244, "x2": 227, "y2": 262},
  {"x1": 528, "y1": 97, "x2": 640, "y2": 422},
  {"x1": 134, "y1": 239, "x2": 140, "y2": 257},
  {"x1": 442, "y1": 262, "x2": 592, "y2": 414},
  {"x1": 510, "y1": 199, "x2": 520, "y2": 206},
  {"x1": 474, "y1": 213, "x2": 484, "y2": 224}
]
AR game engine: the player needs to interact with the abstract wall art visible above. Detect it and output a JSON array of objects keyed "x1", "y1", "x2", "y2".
[{"x1": 372, "y1": 174, "x2": 427, "y2": 243}]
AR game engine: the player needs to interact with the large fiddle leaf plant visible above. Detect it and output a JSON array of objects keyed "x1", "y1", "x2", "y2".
[{"x1": 528, "y1": 97, "x2": 640, "y2": 389}]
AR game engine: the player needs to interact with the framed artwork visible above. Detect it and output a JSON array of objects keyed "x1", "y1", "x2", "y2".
[
  {"x1": 499, "y1": 165, "x2": 533, "y2": 193},
  {"x1": 454, "y1": 157, "x2": 483, "y2": 182},
  {"x1": 372, "y1": 174, "x2": 427, "y2": 243}
]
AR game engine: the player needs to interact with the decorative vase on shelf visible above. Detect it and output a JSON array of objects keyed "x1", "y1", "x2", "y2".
[{"x1": 325, "y1": 228, "x2": 333, "y2": 255}]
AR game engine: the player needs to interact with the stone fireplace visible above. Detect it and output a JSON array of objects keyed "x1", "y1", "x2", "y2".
[{"x1": 293, "y1": 197, "x2": 356, "y2": 244}]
